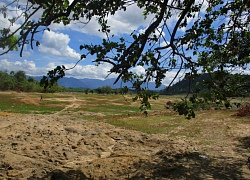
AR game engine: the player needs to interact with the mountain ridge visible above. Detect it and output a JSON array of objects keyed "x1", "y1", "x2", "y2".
[{"x1": 33, "y1": 76, "x2": 166, "y2": 90}]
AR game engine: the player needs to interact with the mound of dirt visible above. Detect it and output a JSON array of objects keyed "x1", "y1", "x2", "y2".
[{"x1": 0, "y1": 112, "x2": 249, "y2": 179}]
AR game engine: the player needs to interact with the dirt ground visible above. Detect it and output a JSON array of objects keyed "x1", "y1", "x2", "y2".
[{"x1": 0, "y1": 106, "x2": 250, "y2": 179}]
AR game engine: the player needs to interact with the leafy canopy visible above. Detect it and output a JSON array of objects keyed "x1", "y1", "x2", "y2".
[{"x1": 0, "y1": 0, "x2": 249, "y2": 117}]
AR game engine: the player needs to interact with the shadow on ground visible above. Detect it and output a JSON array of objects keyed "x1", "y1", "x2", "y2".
[
  {"x1": 27, "y1": 151, "x2": 247, "y2": 180},
  {"x1": 28, "y1": 169, "x2": 88, "y2": 180},
  {"x1": 237, "y1": 136, "x2": 250, "y2": 150},
  {"x1": 130, "y1": 151, "x2": 246, "y2": 179}
]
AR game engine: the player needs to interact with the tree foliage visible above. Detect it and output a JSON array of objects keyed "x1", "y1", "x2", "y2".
[
  {"x1": 0, "y1": 70, "x2": 64, "y2": 92},
  {"x1": 0, "y1": 0, "x2": 249, "y2": 117},
  {"x1": 0, "y1": 70, "x2": 36, "y2": 92}
]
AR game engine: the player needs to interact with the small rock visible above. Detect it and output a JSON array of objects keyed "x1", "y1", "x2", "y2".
[
  {"x1": 199, "y1": 155, "x2": 208, "y2": 159},
  {"x1": 64, "y1": 127, "x2": 78, "y2": 133},
  {"x1": 100, "y1": 152, "x2": 111, "y2": 158}
]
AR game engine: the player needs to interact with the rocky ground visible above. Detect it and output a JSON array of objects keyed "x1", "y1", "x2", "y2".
[{"x1": 0, "y1": 110, "x2": 250, "y2": 179}]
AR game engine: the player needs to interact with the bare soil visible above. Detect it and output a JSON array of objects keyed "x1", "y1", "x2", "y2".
[{"x1": 0, "y1": 100, "x2": 250, "y2": 179}]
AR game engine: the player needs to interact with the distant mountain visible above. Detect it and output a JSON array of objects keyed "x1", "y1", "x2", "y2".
[
  {"x1": 59, "y1": 77, "x2": 89, "y2": 88},
  {"x1": 33, "y1": 76, "x2": 166, "y2": 90}
]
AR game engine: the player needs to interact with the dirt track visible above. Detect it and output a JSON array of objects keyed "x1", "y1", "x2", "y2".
[{"x1": 0, "y1": 109, "x2": 250, "y2": 179}]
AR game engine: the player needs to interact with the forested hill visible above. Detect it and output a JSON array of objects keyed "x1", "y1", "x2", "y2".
[
  {"x1": 160, "y1": 73, "x2": 250, "y2": 95},
  {"x1": 159, "y1": 74, "x2": 210, "y2": 95}
]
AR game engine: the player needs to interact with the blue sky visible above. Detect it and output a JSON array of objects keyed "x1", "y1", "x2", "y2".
[{"x1": 1, "y1": 0, "x2": 235, "y2": 87}]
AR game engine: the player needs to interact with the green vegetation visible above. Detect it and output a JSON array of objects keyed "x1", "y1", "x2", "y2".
[
  {"x1": 1, "y1": 69, "x2": 247, "y2": 119},
  {"x1": 159, "y1": 73, "x2": 250, "y2": 119},
  {"x1": 0, "y1": 70, "x2": 64, "y2": 93},
  {"x1": 161, "y1": 73, "x2": 250, "y2": 97},
  {"x1": 0, "y1": 92, "x2": 248, "y2": 134},
  {"x1": 65, "y1": 86, "x2": 130, "y2": 95},
  {"x1": 1, "y1": 0, "x2": 249, "y2": 119},
  {"x1": 106, "y1": 114, "x2": 184, "y2": 134},
  {"x1": 106, "y1": 108, "x2": 248, "y2": 136},
  {"x1": 0, "y1": 92, "x2": 142, "y2": 115},
  {"x1": 0, "y1": 92, "x2": 66, "y2": 114},
  {"x1": 64, "y1": 93, "x2": 141, "y2": 115}
]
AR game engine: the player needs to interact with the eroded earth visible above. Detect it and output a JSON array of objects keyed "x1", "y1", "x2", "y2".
[{"x1": 0, "y1": 109, "x2": 250, "y2": 179}]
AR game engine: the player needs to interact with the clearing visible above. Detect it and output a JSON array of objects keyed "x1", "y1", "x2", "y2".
[{"x1": 0, "y1": 92, "x2": 249, "y2": 179}]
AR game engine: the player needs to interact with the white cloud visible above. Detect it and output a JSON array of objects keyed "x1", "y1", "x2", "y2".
[
  {"x1": 63, "y1": 1, "x2": 208, "y2": 36},
  {"x1": 65, "y1": 63, "x2": 179, "y2": 86},
  {"x1": 129, "y1": 65, "x2": 184, "y2": 86},
  {"x1": 0, "y1": 59, "x2": 46, "y2": 76},
  {"x1": 131, "y1": 66, "x2": 145, "y2": 76},
  {"x1": 161, "y1": 71, "x2": 184, "y2": 86},
  {"x1": 67, "y1": 19, "x2": 105, "y2": 37},
  {"x1": 50, "y1": 4, "x2": 155, "y2": 37},
  {"x1": 138, "y1": 27, "x2": 166, "y2": 43},
  {"x1": 0, "y1": 58, "x2": 188, "y2": 87},
  {"x1": 0, "y1": 1, "x2": 26, "y2": 33},
  {"x1": 0, "y1": 0, "x2": 218, "y2": 87},
  {"x1": 65, "y1": 63, "x2": 116, "y2": 79},
  {"x1": 0, "y1": 0, "x2": 209, "y2": 40},
  {"x1": 107, "y1": 4, "x2": 154, "y2": 35},
  {"x1": 197, "y1": 0, "x2": 209, "y2": 13},
  {"x1": 159, "y1": 40, "x2": 170, "y2": 48},
  {"x1": 38, "y1": 30, "x2": 80, "y2": 60},
  {"x1": 0, "y1": 58, "x2": 115, "y2": 79}
]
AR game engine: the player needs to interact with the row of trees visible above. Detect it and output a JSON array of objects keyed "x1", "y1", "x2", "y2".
[
  {"x1": 95, "y1": 86, "x2": 129, "y2": 95},
  {"x1": 0, "y1": 70, "x2": 131, "y2": 94},
  {"x1": 0, "y1": 70, "x2": 64, "y2": 92},
  {"x1": 65, "y1": 86, "x2": 130, "y2": 95},
  {"x1": 0, "y1": 70, "x2": 37, "y2": 92}
]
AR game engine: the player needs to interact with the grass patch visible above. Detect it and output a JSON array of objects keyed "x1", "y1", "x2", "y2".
[
  {"x1": 9, "y1": 104, "x2": 62, "y2": 114},
  {"x1": 106, "y1": 109, "x2": 239, "y2": 137},
  {"x1": 106, "y1": 113, "x2": 185, "y2": 134},
  {"x1": 70, "y1": 94, "x2": 141, "y2": 115},
  {"x1": 0, "y1": 92, "x2": 65, "y2": 114},
  {"x1": 1, "y1": 92, "x2": 248, "y2": 140}
]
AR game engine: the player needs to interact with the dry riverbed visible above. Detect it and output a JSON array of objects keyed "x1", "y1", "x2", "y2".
[{"x1": 0, "y1": 110, "x2": 249, "y2": 179}]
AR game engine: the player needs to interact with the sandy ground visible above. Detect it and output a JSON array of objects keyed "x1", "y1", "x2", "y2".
[{"x1": 0, "y1": 109, "x2": 250, "y2": 179}]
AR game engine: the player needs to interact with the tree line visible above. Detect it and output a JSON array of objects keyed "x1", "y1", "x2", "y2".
[
  {"x1": 0, "y1": 70, "x2": 64, "y2": 92},
  {"x1": 64, "y1": 86, "x2": 130, "y2": 95},
  {"x1": 0, "y1": 70, "x2": 131, "y2": 94}
]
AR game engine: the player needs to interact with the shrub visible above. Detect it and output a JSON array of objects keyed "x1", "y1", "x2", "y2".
[{"x1": 233, "y1": 103, "x2": 250, "y2": 117}]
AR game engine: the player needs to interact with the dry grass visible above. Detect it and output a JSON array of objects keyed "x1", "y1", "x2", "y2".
[
  {"x1": 0, "y1": 91, "x2": 249, "y2": 179},
  {"x1": 0, "y1": 91, "x2": 248, "y2": 136}
]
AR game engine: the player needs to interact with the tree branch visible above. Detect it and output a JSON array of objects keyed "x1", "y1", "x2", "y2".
[{"x1": 112, "y1": 0, "x2": 169, "y2": 84}]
